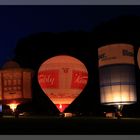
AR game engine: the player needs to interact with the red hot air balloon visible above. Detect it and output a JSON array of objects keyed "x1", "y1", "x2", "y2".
[{"x1": 38, "y1": 55, "x2": 88, "y2": 113}]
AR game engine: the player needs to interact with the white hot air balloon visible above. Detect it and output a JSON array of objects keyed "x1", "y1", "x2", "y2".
[
  {"x1": 98, "y1": 44, "x2": 137, "y2": 117},
  {"x1": 38, "y1": 55, "x2": 88, "y2": 113}
]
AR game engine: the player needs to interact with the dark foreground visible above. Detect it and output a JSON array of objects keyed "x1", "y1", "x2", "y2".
[{"x1": 0, "y1": 116, "x2": 140, "y2": 135}]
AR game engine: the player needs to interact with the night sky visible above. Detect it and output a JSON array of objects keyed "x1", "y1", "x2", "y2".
[{"x1": 1, "y1": 6, "x2": 140, "y2": 67}]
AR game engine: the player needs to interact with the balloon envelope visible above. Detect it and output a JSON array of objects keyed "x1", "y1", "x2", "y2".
[
  {"x1": 38, "y1": 55, "x2": 88, "y2": 112},
  {"x1": 137, "y1": 48, "x2": 140, "y2": 70},
  {"x1": 98, "y1": 44, "x2": 137, "y2": 106},
  {"x1": 0, "y1": 61, "x2": 33, "y2": 106},
  {"x1": 0, "y1": 105, "x2": 2, "y2": 112}
]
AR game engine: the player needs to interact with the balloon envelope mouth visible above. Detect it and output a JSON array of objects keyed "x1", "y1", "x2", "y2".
[
  {"x1": 102, "y1": 101, "x2": 136, "y2": 106},
  {"x1": 55, "y1": 104, "x2": 69, "y2": 113},
  {"x1": 8, "y1": 103, "x2": 19, "y2": 112}
]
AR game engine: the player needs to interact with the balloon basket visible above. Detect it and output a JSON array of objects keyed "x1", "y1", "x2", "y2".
[{"x1": 59, "y1": 112, "x2": 73, "y2": 118}]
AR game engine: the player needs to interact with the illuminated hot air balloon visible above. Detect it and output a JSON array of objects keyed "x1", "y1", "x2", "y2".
[
  {"x1": 0, "y1": 105, "x2": 2, "y2": 115},
  {"x1": 98, "y1": 44, "x2": 137, "y2": 117},
  {"x1": 137, "y1": 48, "x2": 140, "y2": 70},
  {"x1": 38, "y1": 55, "x2": 88, "y2": 113},
  {"x1": 0, "y1": 61, "x2": 33, "y2": 113}
]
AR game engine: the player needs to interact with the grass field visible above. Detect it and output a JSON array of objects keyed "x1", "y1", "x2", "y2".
[{"x1": 0, "y1": 116, "x2": 140, "y2": 134}]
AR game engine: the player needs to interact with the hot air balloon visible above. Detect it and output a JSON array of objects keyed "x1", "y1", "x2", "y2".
[
  {"x1": 137, "y1": 48, "x2": 140, "y2": 70},
  {"x1": 98, "y1": 44, "x2": 137, "y2": 117},
  {"x1": 0, "y1": 61, "x2": 33, "y2": 114},
  {"x1": 38, "y1": 55, "x2": 88, "y2": 114},
  {"x1": 0, "y1": 105, "x2": 2, "y2": 117}
]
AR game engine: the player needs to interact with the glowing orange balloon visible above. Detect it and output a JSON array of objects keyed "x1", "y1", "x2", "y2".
[
  {"x1": 0, "y1": 61, "x2": 33, "y2": 112},
  {"x1": 38, "y1": 55, "x2": 88, "y2": 112}
]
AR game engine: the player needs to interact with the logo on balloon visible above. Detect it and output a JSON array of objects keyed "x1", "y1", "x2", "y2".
[
  {"x1": 71, "y1": 70, "x2": 88, "y2": 89},
  {"x1": 38, "y1": 70, "x2": 59, "y2": 88}
]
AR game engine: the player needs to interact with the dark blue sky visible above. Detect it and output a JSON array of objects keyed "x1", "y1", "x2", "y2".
[{"x1": 0, "y1": 6, "x2": 140, "y2": 67}]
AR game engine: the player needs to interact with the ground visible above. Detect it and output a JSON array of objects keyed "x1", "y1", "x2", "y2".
[{"x1": 0, "y1": 116, "x2": 140, "y2": 134}]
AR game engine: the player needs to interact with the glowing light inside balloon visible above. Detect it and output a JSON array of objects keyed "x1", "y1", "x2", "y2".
[
  {"x1": 59, "y1": 104, "x2": 62, "y2": 109},
  {"x1": 56, "y1": 104, "x2": 69, "y2": 113},
  {"x1": 8, "y1": 103, "x2": 19, "y2": 112},
  {"x1": 38, "y1": 55, "x2": 88, "y2": 112}
]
